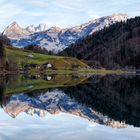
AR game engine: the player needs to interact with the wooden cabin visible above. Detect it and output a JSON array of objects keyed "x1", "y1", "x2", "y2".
[
  {"x1": 43, "y1": 63, "x2": 53, "y2": 69},
  {"x1": 43, "y1": 75, "x2": 53, "y2": 81}
]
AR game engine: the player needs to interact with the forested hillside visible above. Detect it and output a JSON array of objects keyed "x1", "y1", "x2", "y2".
[
  {"x1": 0, "y1": 35, "x2": 9, "y2": 71},
  {"x1": 60, "y1": 17, "x2": 140, "y2": 69}
]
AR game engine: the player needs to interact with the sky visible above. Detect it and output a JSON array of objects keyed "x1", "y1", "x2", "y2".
[
  {"x1": 0, "y1": 0, "x2": 140, "y2": 31},
  {"x1": 0, "y1": 109, "x2": 140, "y2": 140}
]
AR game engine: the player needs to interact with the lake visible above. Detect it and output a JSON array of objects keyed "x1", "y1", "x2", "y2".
[{"x1": 0, "y1": 74, "x2": 140, "y2": 140}]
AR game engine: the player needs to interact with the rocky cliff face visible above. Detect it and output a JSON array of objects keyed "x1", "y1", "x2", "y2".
[
  {"x1": 2, "y1": 13, "x2": 128, "y2": 52},
  {"x1": 3, "y1": 22, "x2": 30, "y2": 39}
]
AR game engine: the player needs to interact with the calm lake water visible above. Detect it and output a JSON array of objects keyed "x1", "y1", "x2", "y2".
[{"x1": 0, "y1": 74, "x2": 140, "y2": 140}]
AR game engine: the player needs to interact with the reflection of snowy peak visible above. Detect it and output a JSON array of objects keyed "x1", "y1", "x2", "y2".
[
  {"x1": 3, "y1": 13, "x2": 128, "y2": 52},
  {"x1": 3, "y1": 89, "x2": 127, "y2": 128}
]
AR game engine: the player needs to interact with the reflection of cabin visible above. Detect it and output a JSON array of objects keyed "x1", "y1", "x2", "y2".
[
  {"x1": 72, "y1": 64, "x2": 81, "y2": 70},
  {"x1": 43, "y1": 63, "x2": 53, "y2": 69},
  {"x1": 72, "y1": 75, "x2": 81, "y2": 79}
]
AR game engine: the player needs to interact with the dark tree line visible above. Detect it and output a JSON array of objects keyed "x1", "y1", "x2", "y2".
[
  {"x1": 0, "y1": 35, "x2": 9, "y2": 71},
  {"x1": 0, "y1": 35, "x2": 19, "y2": 72},
  {"x1": 0, "y1": 42, "x2": 5, "y2": 58},
  {"x1": 0, "y1": 35, "x2": 9, "y2": 58},
  {"x1": 24, "y1": 45, "x2": 55, "y2": 55},
  {"x1": 60, "y1": 16, "x2": 140, "y2": 69}
]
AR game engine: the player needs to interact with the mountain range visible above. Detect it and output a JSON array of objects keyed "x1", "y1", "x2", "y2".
[{"x1": 2, "y1": 13, "x2": 128, "y2": 52}]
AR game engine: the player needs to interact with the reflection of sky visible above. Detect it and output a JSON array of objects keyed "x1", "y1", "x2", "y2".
[{"x1": 0, "y1": 109, "x2": 140, "y2": 140}]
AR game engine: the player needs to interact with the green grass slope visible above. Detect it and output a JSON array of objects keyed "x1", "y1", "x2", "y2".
[
  {"x1": 5, "y1": 74, "x2": 88, "y2": 95},
  {"x1": 5, "y1": 46, "x2": 88, "y2": 70}
]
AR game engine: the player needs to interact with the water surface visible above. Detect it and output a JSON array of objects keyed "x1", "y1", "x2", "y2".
[{"x1": 0, "y1": 74, "x2": 140, "y2": 140}]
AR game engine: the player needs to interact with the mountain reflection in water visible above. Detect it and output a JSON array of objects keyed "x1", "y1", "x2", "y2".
[{"x1": 0, "y1": 74, "x2": 140, "y2": 129}]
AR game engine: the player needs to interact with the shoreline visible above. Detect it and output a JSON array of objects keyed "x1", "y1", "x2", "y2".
[
  {"x1": 0, "y1": 70, "x2": 19, "y2": 75},
  {"x1": 0, "y1": 69, "x2": 139, "y2": 76}
]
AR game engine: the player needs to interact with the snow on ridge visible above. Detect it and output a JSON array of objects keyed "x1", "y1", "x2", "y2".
[{"x1": 3, "y1": 13, "x2": 128, "y2": 52}]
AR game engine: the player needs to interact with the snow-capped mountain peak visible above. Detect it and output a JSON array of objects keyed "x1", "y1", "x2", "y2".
[
  {"x1": 3, "y1": 22, "x2": 30, "y2": 39},
  {"x1": 2, "y1": 13, "x2": 128, "y2": 52},
  {"x1": 47, "y1": 26, "x2": 61, "y2": 32},
  {"x1": 37, "y1": 24, "x2": 47, "y2": 32},
  {"x1": 26, "y1": 23, "x2": 47, "y2": 33},
  {"x1": 26, "y1": 24, "x2": 35, "y2": 33},
  {"x1": 8, "y1": 21, "x2": 18, "y2": 27},
  {"x1": 110, "y1": 13, "x2": 128, "y2": 21}
]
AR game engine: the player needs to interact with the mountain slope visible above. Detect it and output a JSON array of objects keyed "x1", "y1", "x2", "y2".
[
  {"x1": 5, "y1": 46, "x2": 88, "y2": 70},
  {"x1": 60, "y1": 16, "x2": 140, "y2": 69},
  {"x1": 2, "y1": 13, "x2": 128, "y2": 52}
]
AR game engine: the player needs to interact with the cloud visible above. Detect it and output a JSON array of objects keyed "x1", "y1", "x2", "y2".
[
  {"x1": 23, "y1": 0, "x2": 48, "y2": 8},
  {"x1": 0, "y1": 0, "x2": 140, "y2": 31},
  {"x1": 0, "y1": 3, "x2": 23, "y2": 20},
  {"x1": 128, "y1": 11, "x2": 140, "y2": 17},
  {"x1": 52, "y1": 0, "x2": 87, "y2": 11},
  {"x1": 87, "y1": 10, "x2": 100, "y2": 19}
]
